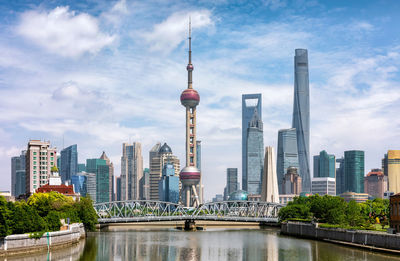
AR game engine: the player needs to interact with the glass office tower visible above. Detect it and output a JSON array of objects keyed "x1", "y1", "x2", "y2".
[
  {"x1": 242, "y1": 93, "x2": 262, "y2": 192},
  {"x1": 336, "y1": 157, "x2": 345, "y2": 195},
  {"x1": 158, "y1": 163, "x2": 180, "y2": 204},
  {"x1": 71, "y1": 174, "x2": 87, "y2": 196},
  {"x1": 86, "y1": 158, "x2": 109, "y2": 203},
  {"x1": 344, "y1": 150, "x2": 365, "y2": 193},
  {"x1": 276, "y1": 128, "x2": 299, "y2": 194},
  {"x1": 11, "y1": 150, "x2": 26, "y2": 197},
  {"x1": 60, "y1": 144, "x2": 78, "y2": 183},
  {"x1": 246, "y1": 109, "x2": 264, "y2": 195},
  {"x1": 313, "y1": 150, "x2": 336, "y2": 178},
  {"x1": 292, "y1": 49, "x2": 311, "y2": 192},
  {"x1": 226, "y1": 168, "x2": 238, "y2": 196}
]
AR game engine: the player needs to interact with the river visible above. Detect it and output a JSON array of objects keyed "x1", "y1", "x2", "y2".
[{"x1": 3, "y1": 228, "x2": 400, "y2": 260}]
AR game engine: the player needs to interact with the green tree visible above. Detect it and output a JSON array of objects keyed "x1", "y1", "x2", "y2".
[
  {"x1": 278, "y1": 203, "x2": 311, "y2": 221},
  {"x1": 309, "y1": 195, "x2": 347, "y2": 224},
  {"x1": 346, "y1": 200, "x2": 365, "y2": 227},
  {"x1": 76, "y1": 196, "x2": 98, "y2": 231},
  {"x1": 9, "y1": 201, "x2": 32, "y2": 234},
  {"x1": 0, "y1": 196, "x2": 10, "y2": 237},
  {"x1": 46, "y1": 211, "x2": 61, "y2": 231},
  {"x1": 59, "y1": 204, "x2": 81, "y2": 223}
]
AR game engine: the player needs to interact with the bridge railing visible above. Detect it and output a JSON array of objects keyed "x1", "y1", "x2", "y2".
[
  {"x1": 192, "y1": 201, "x2": 283, "y2": 218},
  {"x1": 94, "y1": 200, "x2": 194, "y2": 219},
  {"x1": 94, "y1": 200, "x2": 283, "y2": 220}
]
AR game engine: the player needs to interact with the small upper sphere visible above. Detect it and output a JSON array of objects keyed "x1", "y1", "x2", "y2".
[
  {"x1": 187, "y1": 64, "x2": 194, "y2": 71},
  {"x1": 180, "y1": 88, "x2": 200, "y2": 107}
]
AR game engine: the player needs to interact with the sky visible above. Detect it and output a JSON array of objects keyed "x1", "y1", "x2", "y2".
[{"x1": 0, "y1": 0, "x2": 400, "y2": 201}]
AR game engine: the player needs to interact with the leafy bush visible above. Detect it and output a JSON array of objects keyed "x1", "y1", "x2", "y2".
[
  {"x1": 76, "y1": 197, "x2": 98, "y2": 231},
  {"x1": 0, "y1": 196, "x2": 10, "y2": 237},
  {"x1": 278, "y1": 194, "x2": 389, "y2": 231},
  {"x1": 46, "y1": 211, "x2": 62, "y2": 231},
  {"x1": 0, "y1": 193, "x2": 98, "y2": 237}
]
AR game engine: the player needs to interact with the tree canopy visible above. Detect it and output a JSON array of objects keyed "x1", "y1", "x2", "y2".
[
  {"x1": 0, "y1": 193, "x2": 98, "y2": 238},
  {"x1": 278, "y1": 194, "x2": 390, "y2": 230}
]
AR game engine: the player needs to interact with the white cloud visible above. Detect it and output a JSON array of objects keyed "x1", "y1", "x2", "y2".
[
  {"x1": 264, "y1": 0, "x2": 287, "y2": 10},
  {"x1": 142, "y1": 10, "x2": 213, "y2": 53},
  {"x1": 17, "y1": 6, "x2": 115, "y2": 57},
  {"x1": 102, "y1": 0, "x2": 129, "y2": 27}
]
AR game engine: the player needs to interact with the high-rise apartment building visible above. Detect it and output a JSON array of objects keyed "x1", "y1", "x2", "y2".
[
  {"x1": 226, "y1": 168, "x2": 238, "y2": 198},
  {"x1": 60, "y1": 144, "x2": 78, "y2": 183},
  {"x1": 242, "y1": 93, "x2": 262, "y2": 192},
  {"x1": 382, "y1": 153, "x2": 389, "y2": 177},
  {"x1": 313, "y1": 150, "x2": 335, "y2": 178},
  {"x1": 139, "y1": 168, "x2": 150, "y2": 200},
  {"x1": 158, "y1": 163, "x2": 180, "y2": 203},
  {"x1": 116, "y1": 176, "x2": 121, "y2": 201},
  {"x1": 282, "y1": 167, "x2": 302, "y2": 195},
  {"x1": 86, "y1": 158, "x2": 109, "y2": 203},
  {"x1": 100, "y1": 151, "x2": 114, "y2": 202},
  {"x1": 312, "y1": 177, "x2": 336, "y2": 196},
  {"x1": 26, "y1": 140, "x2": 57, "y2": 194},
  {"x1": 77, "y1": 163, "x2": 86, "y2": 172},
  {"x1": 149, "y1": 143, "x2": 180, "y2": 200},
  {"x1": 336, "y1": 157, "x2": 345, "y2": 195},
  {"x1": 292, "y1": 49, "x2": 311, "y2": 192},
  {"x1": 246, "y1": 109, "x2": 264, "y2": 195},
  {"x1": 261, "y1": 146, "x2": 279, "y2": 203},
  {"x1": 387, "y1": 150, "x2": 400, "y2": 194},
  {"x1": 276, "y1": 128, "x2": 299, "y2": 194},
  {"x1": 11, "y1": 150, "x2": 26, "y2": 197},
  {"x1": 84, "y1": 172, "x2": 96, "y2": 201},
  {"x1": 120, "y1": 143, "x2": 143, "y2": 200},
  {"x1": 344, "y1": 150, "x2": 365, "y2": 193},
  {"x1": 364, "y1": 169, "x2": 386, "y2": 198}
]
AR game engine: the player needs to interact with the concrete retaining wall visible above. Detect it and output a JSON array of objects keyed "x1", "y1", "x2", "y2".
[
  {"x1": 281, "y1": 222, "x2": 400, "y2": 251},
  {"x1": 0, "y1": 223, "x2": 85, "y2": 256}
]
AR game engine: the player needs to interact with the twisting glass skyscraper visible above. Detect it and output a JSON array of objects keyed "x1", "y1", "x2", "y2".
[
  {"x1": 242, "y1": 94, "x2": 262, "y2": 192},
  {"x1": 292, "y1": 49, "x2": 311, "y2": 192}
]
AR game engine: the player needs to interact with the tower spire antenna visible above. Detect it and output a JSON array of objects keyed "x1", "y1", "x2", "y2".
[
  {"x1": 187, "y1": 16, "x2": 193, "y2": 89},
  {"x1": 189, "y1": 16, "x2": 191, "y2": 64}
]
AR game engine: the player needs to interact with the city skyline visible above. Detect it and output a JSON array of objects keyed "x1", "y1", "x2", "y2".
[{"x1": 1, "y1": 1, "x2": 400, "y2": 200}]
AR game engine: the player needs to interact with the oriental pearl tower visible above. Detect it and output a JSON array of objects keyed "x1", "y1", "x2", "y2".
[{"x1": 180, "y1": 20, "x2": 202, "y2": 207}]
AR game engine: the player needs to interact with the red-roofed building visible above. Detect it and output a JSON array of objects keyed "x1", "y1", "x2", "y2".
[
  {"x1": 364, "y1": 169, "x2": 387, "y2": 199},
  {"x1": 36, "y1": 184, "x2": 79, "y2": 200}
]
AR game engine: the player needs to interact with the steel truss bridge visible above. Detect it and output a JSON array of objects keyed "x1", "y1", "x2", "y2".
[{"x1": 94, "y1": 200, "x2": 283, "y2": 224}]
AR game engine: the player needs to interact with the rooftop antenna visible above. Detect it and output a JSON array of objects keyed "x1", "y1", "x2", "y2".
[
  {"x1": 187, "y1": 16, "x2": 194, "y2": 89},
  {"x1": 189, "y1": 16, "x2": 191, "y2": 64}
]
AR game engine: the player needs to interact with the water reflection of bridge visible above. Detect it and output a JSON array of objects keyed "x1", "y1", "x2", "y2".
[{"x1": 94, "y1": 200, "x2": 282, "y2": 230}]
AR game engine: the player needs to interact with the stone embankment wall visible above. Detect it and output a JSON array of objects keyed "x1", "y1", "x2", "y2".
[
  {"x1": 281, "y1": 222, "x2": 400, "y2": 251},
  {"x1": 0, "y1": 223, "x2": 85, "y2": 256}
]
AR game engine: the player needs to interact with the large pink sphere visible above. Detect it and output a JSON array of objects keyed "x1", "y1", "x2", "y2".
[
  {"x1": 180, "y1": 166, "x2": 201, "y2": 186},
  {"x1": 180, "y1": 89, "x2": 200, "y2": 107}
]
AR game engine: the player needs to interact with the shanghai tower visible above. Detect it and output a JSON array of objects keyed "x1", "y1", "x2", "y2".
[{"x1": 292, "y1": 49, "x2": 311, "y2": 192}]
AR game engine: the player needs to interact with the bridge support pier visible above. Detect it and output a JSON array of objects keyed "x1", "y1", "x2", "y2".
[{"x1": 184, "y1": 219, "x2": 196, "y2": 231}]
